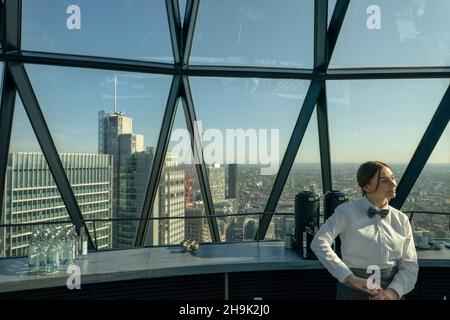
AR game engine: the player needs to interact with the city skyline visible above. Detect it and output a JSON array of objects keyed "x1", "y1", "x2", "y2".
[
  {"x1": 6, "y1": 94, "x2": 448, "y2": 212},
  {"x1": 7, "y1": 70, "x2": 450, "y2": 165},
  {"x1": 1, "y1": 0, "x2": 449, "y2": 302},
  {"x1": 1, "y1": 0, "x2": 449, "y2": 255},
  {"x1": 1, "y1": 150, "x2": 448, "y2": 257}
]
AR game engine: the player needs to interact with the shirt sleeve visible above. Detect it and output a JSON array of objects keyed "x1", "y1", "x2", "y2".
[
  {"x1": 387, "y1": 217, "x2": 419, "y2": 298},
  {"x1": 310, "y1": 205, "x2": 353, "y2": 283}
]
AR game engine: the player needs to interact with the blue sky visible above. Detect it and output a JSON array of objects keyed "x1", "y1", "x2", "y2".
[
  {"x1": 6, "y1": 0, "x2": 450, "y2": 165},
  {"x1": 331, "y1": 0, "x2": 450, "y2": 68},
  {"x1": 22, "y1": 0, "x2": 173, "y2": 62}
]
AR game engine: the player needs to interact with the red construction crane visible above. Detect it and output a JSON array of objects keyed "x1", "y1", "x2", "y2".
[{"x1": 183, "y1": 166, "x2": 194, "y2": 206}]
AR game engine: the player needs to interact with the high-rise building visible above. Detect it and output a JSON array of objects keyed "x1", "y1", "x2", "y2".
[
  {"x1": 1, "y1": 152, "x2": 113, "y2": 257},
  {"x1": 98, "y1": 111, "x2": 133, "y2": 154},
  {"x1": 214, "y1": 199, "x2": 239, "y2": 241},
  {"x1": 225, "y1": 216, "x2": 244, "y2": 242},
  {"x1": 185, "y1": 201, "x2": 211, "y2": 243},
  {"x1": 208, "y1": 163, "x2": 225, "y2": 203},
  {"x1": 116, "y1": 149, "x2": 153, "y2": 248},
  {"x1": 98, "y1": 110, "x2": 155, "y2": 248},
  {"x1": 98, "y1": 108, "x2": 186, "y2": 248},
  {"x1": 243, "y1": 218, "x2": 258, "y2": 240},
  {"x1": 118, "y1": 133, "x2": 144, "y2": 155},
  {"x1": 157, "y1": 153, "x2": 185, "y2": 245},
  {"x1": 98, "y1": 110, "x2": 133, "y2": 232},
  {"x1": 227, "y1": 164, "x2": 239, "y2": 199}
]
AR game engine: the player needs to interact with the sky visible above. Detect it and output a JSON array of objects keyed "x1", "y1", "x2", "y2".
[
  {"x1": 4, "y1": 0, "x2": 450, "y2": 166},
  {"x1": 22, "y1": 0, "x2": 174, "y2": 62}
]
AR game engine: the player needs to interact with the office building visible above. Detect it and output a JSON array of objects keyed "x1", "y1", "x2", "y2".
[
  {"x1": 227, "y1": 163, "x2": 239, "y2": 199},
  {"x1": 1, "y1": 152, "x2": 113, "y2": 257},
  {"x1": 157, "y1": 153, "x2": 185, "y2": 245},
  {"x1": 208, "y1": 164, "x2": 225, "y2": 203}
]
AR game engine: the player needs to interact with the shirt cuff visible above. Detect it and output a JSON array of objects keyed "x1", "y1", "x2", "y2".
[
  {"x1": 387, "y1": 282, "x2": 404, "y2": 299},
  {"x1": 336, "y1": 267, "x2": 353, "y2": 283}
]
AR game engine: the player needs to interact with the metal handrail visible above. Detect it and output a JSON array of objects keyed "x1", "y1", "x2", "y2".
[
  {"x1": 0, "y1": 211, "x2": 294, "y2": 228},
  {"x1": 2, "y1": 209, "x2": 448, "y2": 231},
  {"x1": 2, "y1": 210, "x2": 449, "y2": 229},
  {"x1": 403, "y1": 210, "x2": 450, "y2": 224}
]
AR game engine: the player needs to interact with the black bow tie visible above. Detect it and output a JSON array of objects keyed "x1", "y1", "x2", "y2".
[{"x1": 367, "y1": 207, "x2": 389, "y2": 219}]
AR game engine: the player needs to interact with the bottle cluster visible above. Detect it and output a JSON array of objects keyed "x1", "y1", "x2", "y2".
[{"x1": 27, "y1": 225, "x2": 88, "y2": 274}]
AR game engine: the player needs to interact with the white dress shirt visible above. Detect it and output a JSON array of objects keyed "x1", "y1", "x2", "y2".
[{"x1": 311, "y1": 196, "x2": 419, "y2": 298}]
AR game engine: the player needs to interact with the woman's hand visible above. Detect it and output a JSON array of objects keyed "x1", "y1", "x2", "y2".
[
  {"x1": 345, "y1": 274, "x2": 383, "y2": 297},
  {"x1": 370, "y1": 288, "x2": 399, "y2": 300}
]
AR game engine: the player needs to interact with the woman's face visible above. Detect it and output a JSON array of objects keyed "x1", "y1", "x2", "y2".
[{"x1": 363, "y1": 166, "x2": 397, "y2": 200}]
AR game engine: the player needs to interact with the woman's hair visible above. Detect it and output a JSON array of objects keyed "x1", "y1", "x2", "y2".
[{"x1": 357, "y1": 161, "x2": 392, "y2": 196}]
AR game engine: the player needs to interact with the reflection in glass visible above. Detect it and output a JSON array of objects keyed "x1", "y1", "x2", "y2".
[
  {"x1": 330, "y1": 0, "x2": 450, "y2": 68},
  {"x1": 25, "y1": 64, "x2": 173, "y2": 249},
  {"x1": 190, "y1": 77, "x2": 309, "y2": 241},
  {"x1": 327, "y1": 79, "x2": 450, "y2": 201},
  {"x1": 22, "y1": 0, "x2": 173, "y2": 62},
  {"x1": 190, "y1": 0, "x2": 313, "y2": 68}
]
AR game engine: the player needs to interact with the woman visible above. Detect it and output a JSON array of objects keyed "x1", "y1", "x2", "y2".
[{"x1": 311, "y1": 161, "x2": 418, "y2": 300}]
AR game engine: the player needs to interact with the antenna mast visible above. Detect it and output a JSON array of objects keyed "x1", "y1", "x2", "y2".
[{"x1": 114, "y1": 74, "x2": 117, "y2": 114}]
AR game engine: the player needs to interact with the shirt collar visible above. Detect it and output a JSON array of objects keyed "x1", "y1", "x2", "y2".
[{"x1": 361, "y1": 195, "x2": 390, "y2": 212}]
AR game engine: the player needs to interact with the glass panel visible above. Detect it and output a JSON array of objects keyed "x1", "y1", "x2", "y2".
[
  {"x1": 328, "y1": 0, "x2": 337, "y2": 26},
  {"x1": 327, "y1": 79, "x2": 450, "y2": 201},
  {"x1": 403, "y1": 123, "x2": 449, "y2": 255},
  {"x1": 330, "y1": 0, "x2": 450, "y2": 68},
  {"x1": 22, "y1": 0, "x2": 173, "y2": 63},
  {"x1": 179, "y1": 0, "x2": 187, "y2": 25},
  {"x1": 26, "y1": 64, "x2": 173, "y2": 249},
  {"x1": 273, "y1": 109, "x2": 322, "y2": 240},
  {"x1": 1, "y1": 96, "x2": 72, "y2": 258},
  {"x1": 190, "y1": 77, "x2": 310, "y2": 242},
  {"x1": 190, "y1": 0, "x2": 314, "y2": 68},
  {"x1": 149, "y1": 99, "x2": 211, "y2": 246}
]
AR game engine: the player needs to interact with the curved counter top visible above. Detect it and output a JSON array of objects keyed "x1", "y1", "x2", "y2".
[{"x1": 1, "y1": 241, "x2": 449, "y2": 293}]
